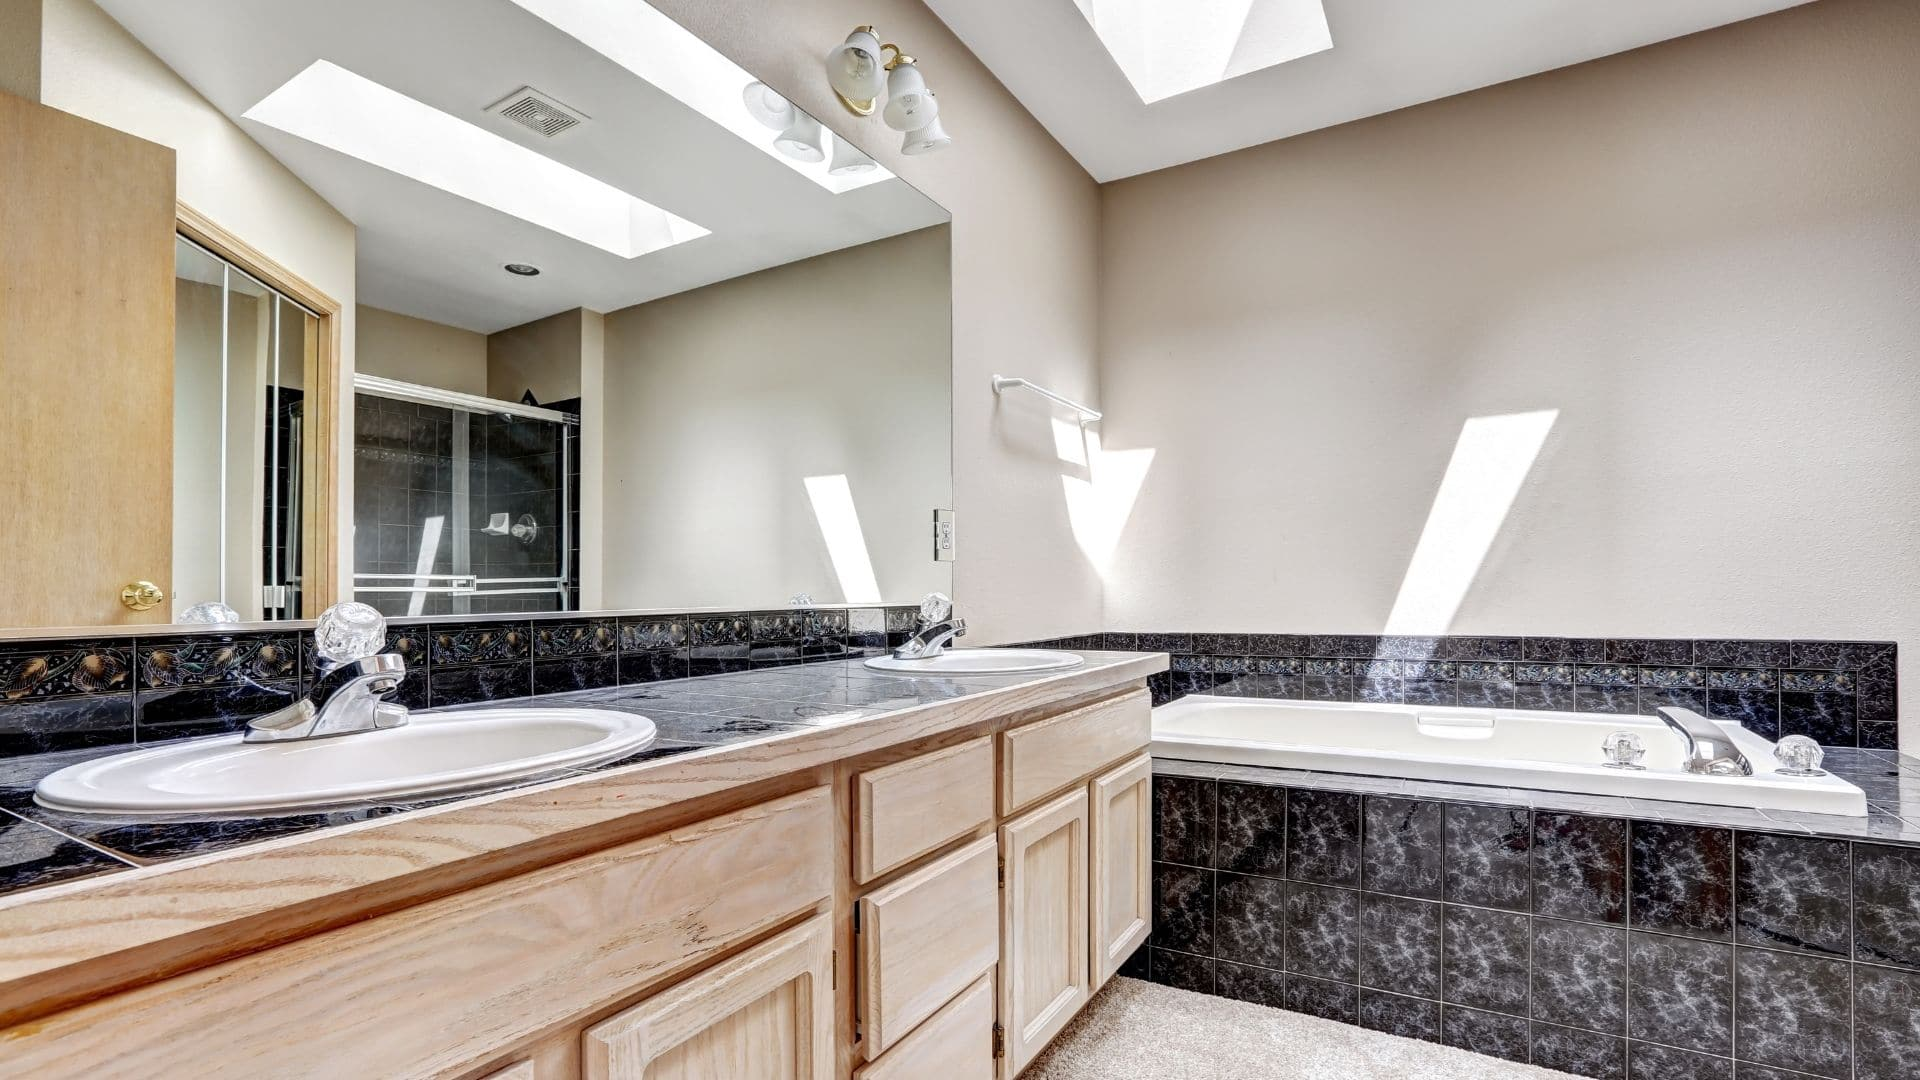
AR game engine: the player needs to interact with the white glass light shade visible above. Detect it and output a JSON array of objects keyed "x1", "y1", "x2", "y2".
[
  {"x1": 825, "y1": 29, "x2": 887, "y2": 102},
  {"x1": 827, "y1": 135, "x2": 878, "y2": 174},
  {"x1": 881, "y1": 61, "x2": 938, "y2": 131},
  {"x1": 742, "y1": 81, "x2": 795, "y2": 130},
  {"x1": 901, "y1": 115, "x2": 950, "y2": 156},
  {"x1": 774, "y1": 111, "x2": 827, "y2": 163}
]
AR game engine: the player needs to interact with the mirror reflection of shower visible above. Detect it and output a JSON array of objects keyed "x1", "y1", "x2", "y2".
[{"x1": 350, "y1": 374, "x2": 578, "y2": 617}]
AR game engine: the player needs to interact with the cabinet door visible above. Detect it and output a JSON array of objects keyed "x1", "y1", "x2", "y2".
[
  {"x1": 1089, "y1": 754, "x2": 1152, "y2": 988},
  {"x1": 999, "y1": 787, "x2": 1090, "y2": 1076},
  {"x1": 583, "y1": 914, "x2": 834, "y2": 1080}
]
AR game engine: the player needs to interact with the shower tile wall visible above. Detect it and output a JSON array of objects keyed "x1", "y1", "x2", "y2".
[
  {"x1": 1023, "y1": 633, "x2": 1901, "y2": 748},
  {"x1": 1142, "y1": 765, "x2": 1920, "y2": 1080},
  {"x1": 466, "y1": 410, "x2": 567, "y2": 615},
  {"x1": 352, "y1": 394, "x2": 456, "y2": 617}
]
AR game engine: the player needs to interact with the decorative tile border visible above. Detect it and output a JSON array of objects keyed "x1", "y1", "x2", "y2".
[
  {"x1": 1023, "y1": 633, "x2": 1900, "y2": 750},
  {"x1": 0, "y1": 605, "x2": 919, "y2": 758},
  {"x1": 1139, "y1": 764, "x2": 1920, "y2": 1080}
]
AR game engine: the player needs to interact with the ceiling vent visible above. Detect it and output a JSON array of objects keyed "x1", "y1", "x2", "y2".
[{"x1": 485, "y1": 86, "x2": 588, "y2": 137}]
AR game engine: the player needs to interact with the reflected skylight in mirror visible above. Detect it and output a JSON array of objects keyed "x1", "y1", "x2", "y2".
[
  {"x1": 243, "y1": 60, "x2": 708, "y2": 259},
  {"x1": 506, "y1": 0, "x2": 895, "y2": 194},
  {"x1": 1073, "y1": 0, "x2": 1332, "y2": 103}
]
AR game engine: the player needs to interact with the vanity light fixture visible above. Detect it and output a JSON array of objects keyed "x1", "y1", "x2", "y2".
[
  {"x1": 825, "y1": 26, "x2": 951, "y2": 154},
  {"x1": 504, "y1": 263, "x2": 541, "y2": 276},
  {"x1": 743, "y1": 81, "x2": 828, "y2": 164}
]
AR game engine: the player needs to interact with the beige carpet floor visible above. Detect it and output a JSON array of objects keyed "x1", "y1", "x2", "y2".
[{"x1": 1023, "y1": 979, "x2": 1578, "y2": 1080}]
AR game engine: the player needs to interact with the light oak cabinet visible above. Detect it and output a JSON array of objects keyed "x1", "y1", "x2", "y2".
[
  {"x1": 853, "y1": 974, "x2": 996, "y2": 1080},
  {"x1": 1089, "y1": 754, "x2": 1153, "y2": 988},
  {"x1": 856, "y1": 835, "x2": 1000, "y2": 1055},
  {"x1": 583, "y1": 914, "x2": 835, "y2": 1080},
  {"x1": 997, "y1": 787, "x2": 1091, "y2": 1076}
]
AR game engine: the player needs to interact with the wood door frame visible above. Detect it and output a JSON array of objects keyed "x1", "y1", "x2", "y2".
[{"x1": 174, "y1": 201, "x2": 340, "y2": 617}]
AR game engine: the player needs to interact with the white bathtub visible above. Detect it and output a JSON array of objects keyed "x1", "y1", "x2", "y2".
[{"x1": 1152, "y1": 696, "x2": 1867, "y2": 816}]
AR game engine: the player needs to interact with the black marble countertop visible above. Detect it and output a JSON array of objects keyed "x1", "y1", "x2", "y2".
[
  {"x1": 1154, "y1": 746, "x2": 1920, "y2": 847},
  {"x1": 0, "y1": 655, "x2": 1133, "y2": 899}
]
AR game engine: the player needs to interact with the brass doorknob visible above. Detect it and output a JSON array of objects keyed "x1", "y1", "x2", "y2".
[{"x1": 120, "y1": 581, "x2": 166, "y2": 611}]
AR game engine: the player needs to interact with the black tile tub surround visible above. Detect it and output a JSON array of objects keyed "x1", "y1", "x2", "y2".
[
  {"x1": 1043, "y1": 632, "x2": 1902, "y2": 748},
  {"x1": 1144, "y1": 763, "x2": 1920, "y2": 1080},
  {"x1": 0, "y1": 604, "x2": 920, "y2": 757}
]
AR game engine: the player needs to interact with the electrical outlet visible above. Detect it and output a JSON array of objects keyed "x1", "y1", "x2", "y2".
[{"x1": 933, "y1": 508, "x2": 956, "y2": 561}]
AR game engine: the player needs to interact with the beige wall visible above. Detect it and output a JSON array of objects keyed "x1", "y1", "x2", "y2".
[
  {"x1": 356, "y1": 305, "x2": 487, "y2": 396},
  {"x1": 0, "y1": 0, "x2": 38, "y2": 100},
  {"x1": 650, "y1": 0, "x2": 1104, "y2": 644},
  {"x1": 35, "y1": 0, "x2": 360, "y2": 596},
  {"x1": 1099, "y1": 0, "x2": 1920, "y2": 743},
  {"x1": 488, "y1": 308, "x2": 585, "y2": 405},
  {"x1": 601, "y1": 227, "x2": 951, "y2": 610}
]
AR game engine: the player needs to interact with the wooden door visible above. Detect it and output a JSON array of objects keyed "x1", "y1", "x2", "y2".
[
  {"x1": 583, "y1": 914, "x2": 835, "y2": 1080},
  {"x1": 999, "y1": 787, "x2": 1090, "y2": 1076},
  {"x1": 1089, "y1": 754, "x2": 1152, "y2": 988},
  {"x1": 0, "y1": 91, "x2": 176, "y2": 627}
]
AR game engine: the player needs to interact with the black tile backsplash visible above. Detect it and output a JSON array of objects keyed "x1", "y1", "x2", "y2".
[
  {"x1": 1142, "y1": 764, "x2": 1920, "y2": 1080},
  {"x1": 0, "y1": 605, "x2": 920, "y2": 759},
  {"x1": 1022, "y1": 632, "x2": 1901, "y2": 748}
]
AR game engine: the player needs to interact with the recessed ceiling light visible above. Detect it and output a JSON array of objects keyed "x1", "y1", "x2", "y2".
[
  {"x1": 504, "y1": 0, "x2": 894, "y2": 194},
  {"x1": 1073, "y1": 0, "x2": 1333, "y2": 103},
  {"x1": 243, "y1": 60, "x2": 709, "y2": 259},
  {"x1": 504, "y1": 263, "x2": 541, "y2": 276}
]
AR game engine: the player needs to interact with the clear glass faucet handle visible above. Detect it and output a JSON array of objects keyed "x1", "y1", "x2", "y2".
[
  {"x1": 1601, "y1": 731, "x2": 1646, "y2": 770},
  {"x1": 1775, "y1": 734, "x2": 1827, "y2": 777},
  {"x1": 314, "y1": 601, "x2": 387, "y2": 665},
  {"x1": 918, "y1": 592, "x2": 953, "y2": 626}
]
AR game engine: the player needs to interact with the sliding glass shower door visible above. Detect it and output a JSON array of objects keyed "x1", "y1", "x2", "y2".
[{"x1": 351, "y1": 377, "x2": 577, "y2": 617}]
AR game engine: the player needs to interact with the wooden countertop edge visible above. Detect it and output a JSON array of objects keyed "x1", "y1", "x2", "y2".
[{"x1": 0, "y1": 652, "x2": 1165, "y2": 1022}]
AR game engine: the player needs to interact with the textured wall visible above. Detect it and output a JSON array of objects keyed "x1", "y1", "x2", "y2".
[{"x1": 1098, "y1": 0, "x2": 1920, "y2": 746}]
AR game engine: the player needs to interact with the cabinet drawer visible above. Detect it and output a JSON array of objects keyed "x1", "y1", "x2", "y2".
[
  {"x1": 1000, "y1": 689, "x2": 1150, "y2": 815},
  {"x1": 0, "y1": 788, "x2": 835, "y2": 1079},
  {"x1": 854, "y1": 735, "x2": 995, "y2": 883},
  {"x1": 852, "y1": 974, "x2": 995, "y2": 1080},
  {"x1": 856, "y1": 834, "x2": 999, "y2": 1057}
]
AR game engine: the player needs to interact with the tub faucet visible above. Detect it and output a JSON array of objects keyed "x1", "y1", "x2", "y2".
[
  {"x1": 1654, "y1": 706, "x2": 1753, "y2": 776},
  {"x1": 245, "y1": 602, "x2": 409, "y2": 743},
  {"x1": 892, "y1": 592, "x2": 967, "y2": 661}
]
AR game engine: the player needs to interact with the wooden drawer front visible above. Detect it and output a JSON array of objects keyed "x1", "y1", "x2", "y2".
[
  {"x1": 1000, "y1": 787, "x2": 1090, "y2": 1075},
  {"x1": 999, "y1": 689, "x2": 1150, "y2": 815},
  {"x1": 1090, "y1": 754, "x2": 1153, "y2": 988},
  {"x1": 0, "y1": 788, "x2": 835, "y2": 1079},
  {"x1": 852, "y1": 974, "x2": 995, "y2": 1080},
  {"x1": 475, "y1": 1062, "x2": 535, "y2": 1080},
  {"x1": 584, "y1": 913, "x2": 834, "y2": 1080},
  {"x1": 857, "y1": 834, "x2": 1000, "y2": 1056},
  {"x1": 855, "y1": 735, "x2": 995, "y2": 884}
]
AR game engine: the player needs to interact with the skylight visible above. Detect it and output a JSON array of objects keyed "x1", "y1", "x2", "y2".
[
  {"x1": 243, "y1": 60, "x2": 708, "y2": 259},
  {"x1": 505, "y1": 0, "x2": 894, "y2": 194},
  {"x1": 1073, "y1": 0, "x2": 1333, "y2": 103}
]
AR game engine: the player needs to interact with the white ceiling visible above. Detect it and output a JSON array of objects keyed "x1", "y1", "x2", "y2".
[
  {"x1": 925, "y1": 0, "x2": 1815, "y2": 182},
  {"x1": 97, "y1": 0, "x2": 947, "y2": 333}
]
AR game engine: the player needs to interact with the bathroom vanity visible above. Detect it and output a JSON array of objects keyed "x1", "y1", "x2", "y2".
[{"x1": 0, "y1": 651, "x2": 1165, "y2": 1079}]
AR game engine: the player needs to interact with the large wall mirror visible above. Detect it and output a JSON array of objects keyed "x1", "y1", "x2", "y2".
[{"x1": 3, "y1": 0, "x2": 951, "y2": 631}]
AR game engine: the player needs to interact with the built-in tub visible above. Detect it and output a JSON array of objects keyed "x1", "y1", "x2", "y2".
[{"x1": 1151, "y1": 695, "x2": 1867, "y2": 816}]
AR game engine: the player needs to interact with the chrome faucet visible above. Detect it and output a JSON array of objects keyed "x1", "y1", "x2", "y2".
[
  {"x1": 1654, "y1": 706, "x2": 1753, "y2": 776},
  {"x1": 891, "y1": 592, "x2": 967, "y2": 661},
  {"x1": 245, "y1": 603, "x2": 410, "y2": 743}
]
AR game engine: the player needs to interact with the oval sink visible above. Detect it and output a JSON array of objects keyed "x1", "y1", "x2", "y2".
[
  {"x1": 34, "y1": 707, "x2": 655, "y2": 815},
  {"x1": 864, "y1": 648, "x2": 1085, "y2": 676}
]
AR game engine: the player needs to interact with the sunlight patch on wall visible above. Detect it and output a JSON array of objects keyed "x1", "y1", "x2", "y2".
[
  {"x1": 1383, "y1": 410, "x2": 1558, "y2": 637},
  {"x1": 804, "y1": 474, "x2": 883, "y2": 604},
  {"x1": 1062, "y1": 429, "x2": 1155, "y2": 575}
]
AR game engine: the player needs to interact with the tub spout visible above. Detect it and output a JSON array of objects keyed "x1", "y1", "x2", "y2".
[{"x1": 1654, "y1": 707, "x2": 1753, "y2": 776}]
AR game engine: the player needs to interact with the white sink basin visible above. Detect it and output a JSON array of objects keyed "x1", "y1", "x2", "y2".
[
  {"x1": 864, "y1": 648, "x2": 1085, "y2": 676},
  {"x1": 33, "y1": 707, "x2": 655, "y2": 815}
]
